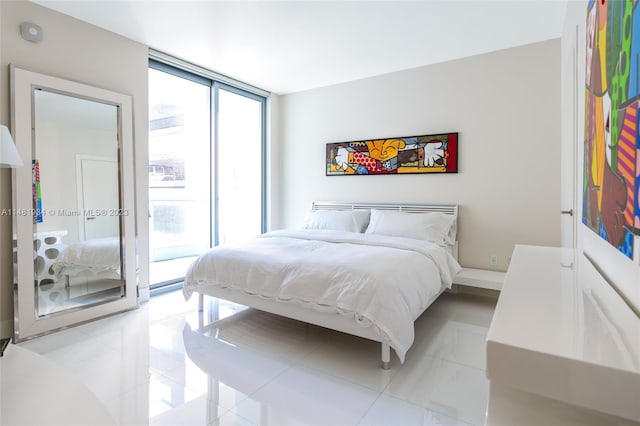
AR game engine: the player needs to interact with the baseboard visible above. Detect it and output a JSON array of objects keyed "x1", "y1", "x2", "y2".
[
  {"x1": 1, "y1": 319, "x2": 13, "y2": 339},
  {"x1": 138, "y1": 285, "x2": 150, "y2": 303}
]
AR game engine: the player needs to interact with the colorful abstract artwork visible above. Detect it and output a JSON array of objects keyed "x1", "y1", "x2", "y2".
[
  {"x1": 326, "y1": 132, "x2": 458, "y2": 176},
  {"x1": 32, "y1": 159, "x2": 42, "y2": 224},
  {"x1": 583, "y1": 0, "x2": 639, "y2": 260}
]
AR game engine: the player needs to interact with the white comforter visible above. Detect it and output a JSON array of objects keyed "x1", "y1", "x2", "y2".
[
  {"x1": 51, "y1": 237, "x2": 121, "y2": 278},
  {"x1": 183, "y1": 229, "x2": 461, "y2": 362}
]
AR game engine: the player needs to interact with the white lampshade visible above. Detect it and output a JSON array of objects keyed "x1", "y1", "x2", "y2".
[{"x1": 0, "y1": 125, "x2": 23, "y2": 168}]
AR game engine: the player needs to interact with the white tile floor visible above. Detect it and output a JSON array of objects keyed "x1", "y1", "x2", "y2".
[{"x1": 17, "y1": 289, "x2": 496, "y2": 426}]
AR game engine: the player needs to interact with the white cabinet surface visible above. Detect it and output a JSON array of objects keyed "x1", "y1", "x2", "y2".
[{"x1": 485, "y1": 245, "x2": 640, "y2": 424}]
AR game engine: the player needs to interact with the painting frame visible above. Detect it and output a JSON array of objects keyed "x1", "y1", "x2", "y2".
[{"x1": 326, "y1": 132, "x2": 458, "y2": 176}]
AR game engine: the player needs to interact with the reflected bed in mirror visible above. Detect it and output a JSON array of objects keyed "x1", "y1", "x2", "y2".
[
  {"x1": 33, "y1": 90, "x2": 123, "y2": 317},
  {"x1": 41, "y1": 236, "x2": 122, "y2": 316},
  {"x1": 11, "y1": 65, "x2": 137, "y2": 341}
]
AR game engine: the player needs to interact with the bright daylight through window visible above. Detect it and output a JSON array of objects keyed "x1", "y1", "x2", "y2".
[{"x1": 148, "y1": 61, "x2": 266, "y2": 289}]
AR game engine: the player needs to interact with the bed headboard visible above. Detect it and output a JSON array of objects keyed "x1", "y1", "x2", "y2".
[
  {"x1": 311, "y1": 201, "x2": 459, "y2": 259},
  {"x1": 311, "y1": 201, "x2": 458, "y2": 216}
]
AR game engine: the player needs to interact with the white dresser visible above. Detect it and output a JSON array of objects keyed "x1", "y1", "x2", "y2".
[
  {"x1": 485, "y1": 245, "x2": 640, "y2": 425},
  {"x1": 0, "y1": 345, "x2": 115, "y2": 425}
]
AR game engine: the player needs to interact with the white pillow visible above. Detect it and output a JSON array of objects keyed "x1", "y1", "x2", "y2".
[
  {"x1": 351, "y1": 210, "x2": 371, "y2": 232},
  {"x1": 365, "y1": 209, "x2": 456, "y2": 245},
  {"x1": 302, "y1": 210, "x2": 370, "y2": 233}
]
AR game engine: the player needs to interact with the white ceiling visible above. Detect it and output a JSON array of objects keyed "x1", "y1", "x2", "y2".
[{"x1": 32, "y1": 0, "x2": 569, "y2": 95}]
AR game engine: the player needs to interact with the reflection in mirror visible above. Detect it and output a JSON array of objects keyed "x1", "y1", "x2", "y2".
[
  {"x1": 12, "y1": 65, "x2": 137, "y2": 342},
  {"x1": 33, "y1": 90, "x2": 123, "y2": 316}
]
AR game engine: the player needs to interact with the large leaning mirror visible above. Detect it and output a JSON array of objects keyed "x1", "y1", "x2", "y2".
[{"x1": 11, "y1": 65, "x2": 138, "y2": 341}]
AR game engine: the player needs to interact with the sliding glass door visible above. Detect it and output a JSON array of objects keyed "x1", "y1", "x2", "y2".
[
  {"x1": 216, "y1": 84, "x2": 266, "y2": 245},
  {"x1": 149, "y1": 61, "x2": 266, "y2": 289}
]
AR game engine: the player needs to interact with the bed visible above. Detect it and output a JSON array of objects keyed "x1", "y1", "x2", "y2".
[
  {"x1": 51, "y1": 237, "x2": 121, "y2": 298},
  {"x1": 183, "y1": 201, "x2": 461, "y2": 368},
  {"x1": 51, "y1": 237, "x2": 121, "y2": 279}
]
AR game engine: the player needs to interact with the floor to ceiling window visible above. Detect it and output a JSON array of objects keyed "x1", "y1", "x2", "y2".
[
  {"x1": 148, "y1": 59, "x2": 266, "y2": 290},
  {"x1": 216, "y1": 84, "x2": 266, "y2": 245}
]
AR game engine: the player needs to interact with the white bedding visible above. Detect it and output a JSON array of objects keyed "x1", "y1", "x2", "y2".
[
  {"x1": 51, "y1": 237, "x2": 121, "y2": 279},
  {"x1": 183, "y1": 229, "x2": 461, "y2": 362}
]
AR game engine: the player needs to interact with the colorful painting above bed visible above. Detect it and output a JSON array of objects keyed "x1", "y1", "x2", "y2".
[
  {"x1": 583, "y1": 0, "x2": 639, "y2": 261},
  {"x1": 326, "y1": 132, "x2": 458, "y2": 176}
]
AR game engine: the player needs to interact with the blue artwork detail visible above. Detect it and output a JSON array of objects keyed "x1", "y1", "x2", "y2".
[
  {"x1": 355, "y1": 165, "x2": 369, "y2": 174},
  {"x1": 620, "y1": 231, "x2": 634, "y2": 258},
  {"x1": 627, "y1": 4, "x2": 640, "y2": 99},
  {"x1": 599, "y1": 221, "x2": 608, "y2": 240}
]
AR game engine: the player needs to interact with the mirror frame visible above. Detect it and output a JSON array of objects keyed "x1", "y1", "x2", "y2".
[{"x1": 10, "y1": 65, "x2": 138, "y2": 342}]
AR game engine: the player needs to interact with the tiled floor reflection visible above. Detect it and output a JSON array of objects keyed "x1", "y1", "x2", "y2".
[{"x1": 16, "y1": 290, "x2": 496, "y2": 426}]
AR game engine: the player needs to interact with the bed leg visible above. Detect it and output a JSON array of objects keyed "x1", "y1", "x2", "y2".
[
  {"x1": 64, "y1": 275, "x2": 71, "y2": 299},
  {"x1": 381, "y1": 343, "x2": 391, "y2": 370}
]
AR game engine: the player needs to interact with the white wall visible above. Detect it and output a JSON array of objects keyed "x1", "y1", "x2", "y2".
[
  {"x1": 278, "y1": 40, "x2": 562, "y2": 271},
  {"x1": 34, "y1": 97, "x2": 118, "y2": 244},
  {"x1": 560, "y1": 1, "x2": 584, "y2": 251},
  {"x1": 0, "y1": 1, "x2": 150, "y2": 337},
  {"x1": 267, "y1": 93, "x2": 281, "y2": 231}
]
